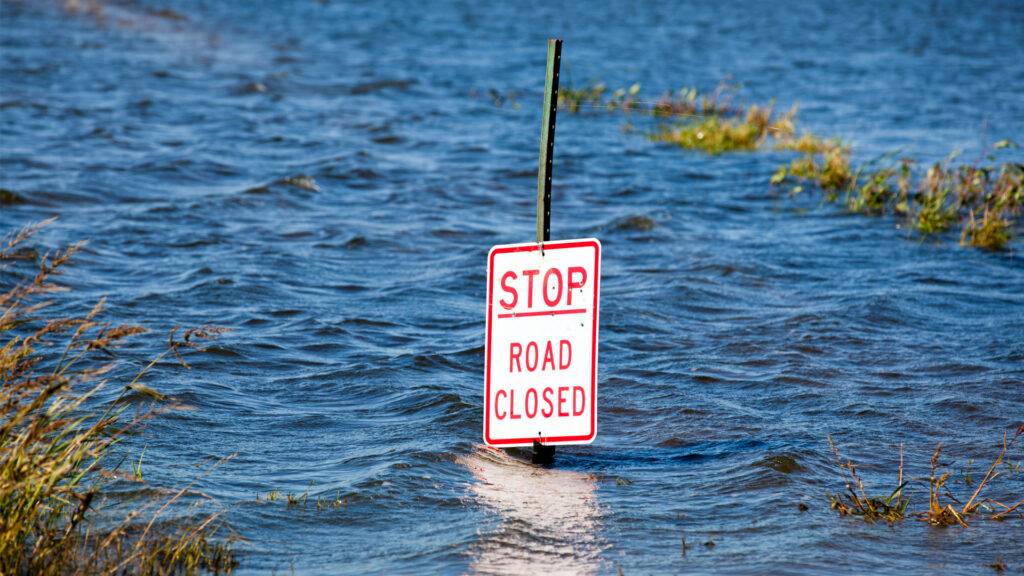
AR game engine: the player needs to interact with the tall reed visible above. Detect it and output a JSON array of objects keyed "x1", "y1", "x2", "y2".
[{"x1": 1, "y1": 220, "x2": 235, "y2": 575}]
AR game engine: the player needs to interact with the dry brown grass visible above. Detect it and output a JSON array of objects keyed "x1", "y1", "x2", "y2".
[
  {"x1": 1, "y1": 220, "x2": 236, "y2": 575},
  {"x1": 827, "y1": 426, "x2": 1024, "y2": 527},
  {"x1": 827, "y1": 436, "x2": 909, "y2": 524}
]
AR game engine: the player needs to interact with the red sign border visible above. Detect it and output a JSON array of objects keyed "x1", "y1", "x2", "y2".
[{"x1": 484, "y1": 239, "x2": 600, "y2": 447}]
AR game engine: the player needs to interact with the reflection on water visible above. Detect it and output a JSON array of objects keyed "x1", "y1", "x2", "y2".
[{"x1": 460, "y1": 445, "x2": 605, "y2": 575}]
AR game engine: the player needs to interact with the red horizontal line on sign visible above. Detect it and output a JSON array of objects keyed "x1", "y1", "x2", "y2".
[{"x1": 497, "y1": 308, "x2": 587, "y2": 319}]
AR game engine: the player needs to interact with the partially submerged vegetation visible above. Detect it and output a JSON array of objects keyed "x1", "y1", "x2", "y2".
[
  {"x1": 555, "y1": 81, "x2": 798, "y2": 154},
  {"x1": 650, "y1": 104, "x2": 796, "y2": 155},
  {"x1": 550, "y1": 79, "x2": 1023, "y2": 249},
  {"x1": 1, "y1": 220, "x2": 235, "y2": 575},
  {"x1": 773, "y1": 140, "x2": 1022, "y2": 249},
  {"x1": 257, "y1": 483, "x2": 349, "y2": 511},
  {"x1": 827, "y1": 427, "x2": 1024, "y2": 526},
  {"x1": 477, "y1": 73, "x2": 1021, "y2": 249},
  {"x1": 556, "y1": 81, "x2": 746, "y2": 118}
]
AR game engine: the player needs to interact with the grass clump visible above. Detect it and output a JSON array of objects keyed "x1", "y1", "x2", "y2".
[
  {"x1": 827, "y1": 426, "x2": 1024, "y2": 527},
  {"x1": 827, "y1": 436, "x2": 909, "y2": 524},
  {"x1": 651, "y1": 104, "x2": 797, "y2": 155},
  {"x1": 961, "y1": 208, "x2": 1011, "y2": 249},
  {"x1": 286, "y1": 481, "x2": 314, "y2": 507},
  {"x1": 772, "y1": 138, "x2": 853, "y2": 195},
  {"x1": 774, "y1": 140, "x2": 1023, "y2": 249},
  {"x1": 258, "y1": 483, "x2": 348, "y2": 512},
  {"x1": 315, "y1": 491, "x2": 347, "y2": 511},
  {"x1": 554, "y1": 79, "x2": 798, "y2": 153},
  {"x1": 920, "y1": 427, "x2": 1024, "y2": 526},
  {"x1": 1, "y1": 220, "x2": 235, "y2": 575}
]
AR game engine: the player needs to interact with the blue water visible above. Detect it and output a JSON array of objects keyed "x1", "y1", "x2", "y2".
[{"x1": 2, "y1": 0, "x2": 1023, "y2": 573}]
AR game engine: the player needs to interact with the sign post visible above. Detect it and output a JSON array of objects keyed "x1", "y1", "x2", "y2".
[
  {"x1": 482, "y1": 40, "x2": 601, "y2": 463},
  {"x1": 537, "y1": 39, "x2": 561, "y2": 246}
]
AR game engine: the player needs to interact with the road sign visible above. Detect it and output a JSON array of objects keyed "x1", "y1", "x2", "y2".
[{"x1": 484, "y1": 238, "x2": 601, "y2": 447}]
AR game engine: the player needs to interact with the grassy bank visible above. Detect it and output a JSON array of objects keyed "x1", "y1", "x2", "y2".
[{"x1": 1, "y1": 220, "x2": 235, "y2": 575}]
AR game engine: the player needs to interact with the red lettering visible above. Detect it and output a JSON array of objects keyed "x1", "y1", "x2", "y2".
[
  {"x1": 499, "y1": 271, "x2": 518, "y2": 309},
  {"x1": 525, "y1": 342, "x2": 538, "y2": 371},
  {"x1": 495, "y1": 390, "x2": 507, "y2": 420},
  {"x1": 509, "y1": 342, "x2": 522, "y2": 372},
  {"x1": 557, "y1": 386, "x2": 569, "y2": 417},
  {"x1": 567, "y1": 267, "x2": 587, "y2": 305},
  {"x1": 573, "y1": 386, "x2": 585, "y2": 416},
  {"x1": 525, "y1": 388, "x2": 538, "y2": 418},
  {"x1": 543, "y1": 268, "x2": 563, "y2": 307},
  {"x1": 522, "y1": 269, "x2": 539, "y2": 308},
  {"x1": 559, "y1": 340, "x2": 571, "y2": 369},
  {"x1": 542, "y1": 341, "x2": 555, "y2": 371},
  {"x1": 542, "y1": 387, "x2": 554, "y2": 417},
  {"x1": 509, "y1": 389, "x2": 521, "y2": 419}
]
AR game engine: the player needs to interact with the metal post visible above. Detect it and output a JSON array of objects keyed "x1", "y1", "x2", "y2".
[
  {"x1": 533, "y1": 39, "x2": 561, "y2": 465},
  {"x1": 536, "y1": 39, "x2": 561, "y2": 246}
]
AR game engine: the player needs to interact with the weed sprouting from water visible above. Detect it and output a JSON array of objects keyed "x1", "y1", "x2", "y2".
[
  {"x1": 827, "y1": 426, "x2": 1024, "y2": 527},
  {"x1": 0, "y1": 220, "x2": 236, "y2": 575},
  {"x1": 315, "y1": 491, "x2": 348, "y2": 511},
  {"x1": 923, "y1": 426, "x2": 1024, "y2": 526},
  {"x1": 827, "y1": 436, "x2": 909, "y2": 524},
  {"x1": 260, "y1": 483, "x2": 347, "y2": 512},
  {"x1": 132, "y1": 445, "x2": 147, "y2": 480},
  {"x1": 286, "y1": 481, "x2": 314, "y2": 507}
]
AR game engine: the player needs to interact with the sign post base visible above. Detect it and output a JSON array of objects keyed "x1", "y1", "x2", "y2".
[{"x1": 532, "y1": 440, "x2": 556, "y2": 464}]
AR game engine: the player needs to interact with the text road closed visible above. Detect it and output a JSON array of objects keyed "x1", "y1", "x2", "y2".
[{"x1": 484, "y1": 239, "x2": 601, "y2": 446}]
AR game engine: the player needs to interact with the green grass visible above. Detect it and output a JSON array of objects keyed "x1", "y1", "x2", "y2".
[
  {"x1": 774, "y1": 141, "x2": 1023, "y2": 250},
  {"x1": 555, "y1": 80, "x2": 798, "y2": 154},
  {"x1": 651, "y1": 104, "x2": 797, "y2": 154}
]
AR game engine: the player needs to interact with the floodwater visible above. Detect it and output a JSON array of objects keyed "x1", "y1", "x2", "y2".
[{"x1": 2, "y1": 0, "x2": 1023, "y2": 573}]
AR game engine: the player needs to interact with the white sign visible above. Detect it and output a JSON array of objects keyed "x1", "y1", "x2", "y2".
[{"x1": 484, "y1": 238, "x2": 601, "y2": 447}]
